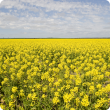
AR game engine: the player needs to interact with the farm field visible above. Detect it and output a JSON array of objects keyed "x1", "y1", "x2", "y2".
[{"x1": 0, "y1": 39, "x2": 110, "y2": 110}]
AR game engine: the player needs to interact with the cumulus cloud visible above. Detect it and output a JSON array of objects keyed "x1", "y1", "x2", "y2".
[
  {"x1": 0, "y1": 0, "x2": 110, "y2": 38},
  {"x1": 2, "y1": 15, "x2": 19, "y2": 22},
  {"x1": 103, "y1": 27, "x2": 110, "y2": 29}
]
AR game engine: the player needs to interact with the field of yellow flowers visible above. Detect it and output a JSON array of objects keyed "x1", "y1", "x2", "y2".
[{"x1": 0, "y1": 39, "x2": 110, "y2": 110}]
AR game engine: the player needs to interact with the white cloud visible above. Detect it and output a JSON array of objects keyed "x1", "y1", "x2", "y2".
[
  {"x1": 0, "y1": 0, "x2": 110, "y2": 38},
  {"x1": 3, "y1": 15, "x2": 19, "y2": 22},
  {"x1": 103, "y1": 27, "x2": 110, "y2": 29}
]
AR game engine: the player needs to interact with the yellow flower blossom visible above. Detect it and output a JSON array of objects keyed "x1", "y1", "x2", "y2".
[
  {"x1": 9, "y1": 101, "x2": 15, "y2": 108},
  {"x1": 52, "y1": 97, "x2": 60, "y2": 105},
  {"x1": 63, "y1": 93, "x2": 73, "y2": 103},
  {"x1": 70, "y1": 108, "x2": 75, "y2": 110},
  {"x1": 81, "y1": 95, "x2": 89, "y2": 107},
  {"x1": 42, "y1": 94, "x2": 47, "y2": 99},
  {"x1": 12, "y1": 87, "x2": 18, "y2": 93}
]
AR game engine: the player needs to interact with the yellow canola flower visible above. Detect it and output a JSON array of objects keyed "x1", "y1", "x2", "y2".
[
  {"x1": 4, "y1": 78, "x2": 9, "y2": 82},
  {"x1": 48, "y1": 77, "x2": 54, "y2": 83},
  {"x1": 1, "y1": 78, "x2": 8, "y2": 85},
  {"x1": 75, "y1": 77, "x2": 82, "y2": 86},
  {"x1": 70, "y1": 64, "x2": 75, "y2": 70},
  {"x1": 32, "y1": 93, "x2": 37, "y2": 101},
  {"x1": 41, "y1": 72, "x2": 49, "y2": 80},
  {"x1": 95, "y1": 89, "x2": 103, "y2": 97},
  {"x1": 95, "y1": 98, "x2": 108, "y2": 109},
  {"x1": 11, "y1": 94, "x2": 15, "y2": 99},
  {"x1": 0, "y1": 104, "x2": 5, "y2": 109},
  {"x1": 70, "y1": 74, "x2": 75, "y2": 80},
  {"x1": 85, "y1": 71, "x2": 91, "y2": 77},
  {"x1": 42, "y1": 94, "x2": 47, "y2": 99},
  {"x1": 73, "y1": 87, "x2": 78, "y2": 93},
  {"x1": 42, "y1": 86, "x2": 47, "y2": 93},
  {"x1": 27, "y1": 93, "x2": 32, "y2": 99},
  {"x1": 9, "y1": 101, "x2": 15, "y2": 108},
  {"x1": 91, "y1": 69, "x2": 99, "y2": 76},
  {"x1": 31, "y1": 89, "x2": 35, "y2": 92},
  {"x1": 80, "y1": 91, "x2": 84, "y2": 97},
  {"x1": 23, "y1": 80, "x2": 27, "y2": 84},
  {"x1": 66, "y1": 84, "x2": 70, "y2": 89},
  {"x1": 76, "y1": 97, "x2": 80, "y2": 107},
  {"x1": 17, "y1": 72, "x2": 23, "y2": 80},
  {"x1": 35, "y1": 83, "x2": 41, "y2": 90},
  {"x1": 97, "y1": 74, "x2": 104, "y2": 81},
  {"x1": 31, "y1": 72, "x2": 36, "y2": 76},
  {"x1": 1, "y1": 81, "x2": 4, "y2": 85},
  {"x1": 66, "y1": 59, "x2": 71, "y2": 63},
  {"x1": 65, "y1": 103, "x2": 71, "y2": 109},
  {"x1": 96, "y1": 84, "x2": 102, "y2": 89},
  {"x1": 12, "y1": 86, "x2": 18, "y2": 93},
  {"x1": 58, "y1": 64, "x2": 63, "y2": 70},
  {"x1": 19, "y1": 89, "x2": 25, "y2": 98},
  {"x1": 52, "y1": 97, "x2": 60, "y2": 105},
  {"x1": 81, "y1": 95, "x2": 89, "y2": 107},
  {"x1": 45, "y1": 60, "x2": 49, "y2": 64},
  {"x1": 66, "y1": 79, "x2": 72, "y2": 84},
  {"x1": 54, "y1": 92, "x2": 60, "y2": 97},
  {"x1": 11, "y1": 74, "x2": 15, "y2": 81},
  {"x1": 61, "y1": 86, "x2": 65, "y2": 91},
  {"x1": 63, "y1": 93, "x2": 73, "y2": 103},
  {"x1": 105, "y1": 84, "x2": 110, "y2": 92},
  {"x1": 105, "y1": 71, "x2": 110, "y2": 77},
  {"x1": 89, "y1": 85, "x2": 95, "y2": 94},
  {"x1": 64, "y1": 73, "x2": 69, "y2": 79},
  {"x1": 54, "y1": 81, "x2": 60, "y2": 88}
]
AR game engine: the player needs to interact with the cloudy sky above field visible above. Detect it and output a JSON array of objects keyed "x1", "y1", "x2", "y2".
[{"x1": 0, "y1": 0, "x2": 110, "y2": 38}]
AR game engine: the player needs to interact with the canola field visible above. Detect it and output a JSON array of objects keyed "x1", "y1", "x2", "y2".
[{"x1": 0, "y1": 39, "x2": 110, "y2": 110}]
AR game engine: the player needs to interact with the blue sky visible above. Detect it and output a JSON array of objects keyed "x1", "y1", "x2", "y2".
[{"x1": 0, "y1": 0, "x2": 110, "y2": 38}]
